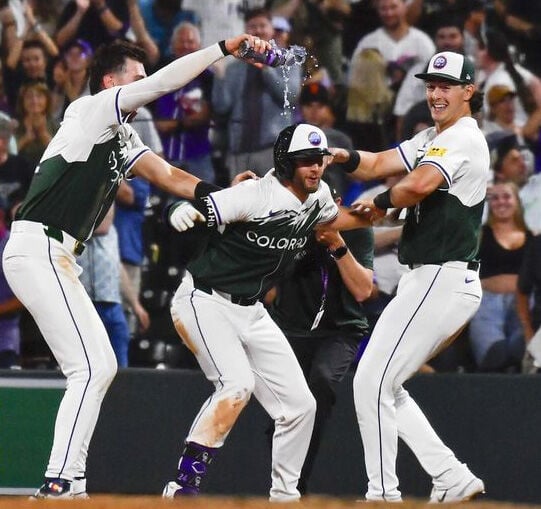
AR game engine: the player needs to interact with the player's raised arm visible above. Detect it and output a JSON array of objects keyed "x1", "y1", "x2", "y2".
[
  {"x1": 117, "y1": 34, "x2": 271, "y2": 112},
  {"x1": 331, "y1": 146, "x2": 407, "y2": 181}
]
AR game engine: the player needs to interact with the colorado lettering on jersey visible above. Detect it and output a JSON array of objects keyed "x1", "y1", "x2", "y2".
[{"x1": 246, "y1": 230, "x2": 308, "y2": 250}]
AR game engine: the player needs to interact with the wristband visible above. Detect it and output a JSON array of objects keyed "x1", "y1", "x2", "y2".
[
  {"x1": 330, "y1": 245, "x2": 348, "y2": 260},
  {"x1": 373, "y1": 188, "x2": 393, "y2": 210},
  {"x1": 218, "y1": 40, "x2": 231, "y2": 56},
  {"x1": 340, "y1": 150, "x2": 360, "y2": 173},
  {"x1": 195, "y1": 180, "x2": 222, "y2": 198},
  {"x1": 32, "y1": 22, "x2": 43, "y2": 32}
]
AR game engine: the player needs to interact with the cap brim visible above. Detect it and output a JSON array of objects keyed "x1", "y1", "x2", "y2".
[
  {"x1": 289, "y1": 148, "x2": 332, "y2": 159},
  {"x1": 414, "y1": 72, "x2": 467, "y2": 84}
]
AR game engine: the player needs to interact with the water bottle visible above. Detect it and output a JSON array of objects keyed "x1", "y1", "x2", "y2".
[{"x1": 238, "y1": 40, "x2": 307, "y2": 68}]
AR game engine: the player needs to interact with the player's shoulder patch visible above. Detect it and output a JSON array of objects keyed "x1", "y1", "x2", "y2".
[{"x1": 426, "y1": 146, "x2": 448, "y2": 157}]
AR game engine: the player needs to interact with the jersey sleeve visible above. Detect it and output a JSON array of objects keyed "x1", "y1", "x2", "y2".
[
  {"x1": 347, "y1": 227, "x2": 375, "y2": 271},
  {"x1": 206, "y1": 179, "x2": 262, "y2": 225},
  {"x1": 123, "y1": 126, "x2": 150, "y2": 175},
  {"x1": 396, "y1": 129, "x2": 431, "y2": 172},
  {"x1": 316, "y1": 182, "x2": 340, "y2": 224}
]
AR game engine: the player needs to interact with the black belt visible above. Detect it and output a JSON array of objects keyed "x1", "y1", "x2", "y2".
[
  {"x1": 408, "y1": 261, "x2": 479, "y2": 271},
  {"x1": 192, "y1": 278, "x2": 259, "y2": 306},
  {"x1": 44, "y1": 225, "x2": 85, "y2": 256}
]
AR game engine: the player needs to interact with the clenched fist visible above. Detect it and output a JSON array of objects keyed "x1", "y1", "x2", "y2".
[{"x1": 169, "y1": 202, "x2": 206, "y2": 232}]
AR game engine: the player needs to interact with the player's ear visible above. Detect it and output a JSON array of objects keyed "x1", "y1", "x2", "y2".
[
  {"x1": 102, "y1": 73, "x2": 116, "y2": 89},
  {"x1": 463, "y1": 84, "x2": 475, "y2": 101}
]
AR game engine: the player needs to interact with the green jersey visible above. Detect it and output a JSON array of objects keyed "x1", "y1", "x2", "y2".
[
  {"x1": 188, "y1": 171, "x2": 340, "y2": 300},
  {"x1": 270, "y1": 228, "x2": 374, "y2": 338},
  {"x1": 16, "y1": 88, "x2": 149, "y2": 241},
  {"x1": 396, "y1": 117, "x2": 489, "y2": 265}
]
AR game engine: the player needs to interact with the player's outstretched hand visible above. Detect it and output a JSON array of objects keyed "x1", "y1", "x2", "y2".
[
  {"x1": 170, "y1": 201, "x2": 206, "y2": 232},
  {"x1": 232, "y1": 170, "x2": 259, "y2": 186},
  {"x1": 225, "y1": 34, "x2": 271, "y2": 58},
  {"x1": 351, "y1": 199, "x2": 387, "y2": 224},
  {"x1": 329, "y1": 147, "x2": 350, "y2": 163}
]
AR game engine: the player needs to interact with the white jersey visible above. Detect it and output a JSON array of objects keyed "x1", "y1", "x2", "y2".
[
  {"x1": 396, "y1": 116, "x2": 489, "y2": 264},
  {"x1": 188, "y1": 170, "x2": 339, "y2": 298},
  {"x1": 352, "y1": 26, "x2": 435, "y2": 71}
]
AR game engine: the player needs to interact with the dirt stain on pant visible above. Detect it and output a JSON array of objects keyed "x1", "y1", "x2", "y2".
[{"x1": 173, "y1": 317, "x2": 198, "y2": 355}]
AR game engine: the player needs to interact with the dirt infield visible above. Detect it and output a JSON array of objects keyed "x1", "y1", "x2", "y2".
[{"x1": 0, "y1": 495, "x2": 538, "y2": 509}]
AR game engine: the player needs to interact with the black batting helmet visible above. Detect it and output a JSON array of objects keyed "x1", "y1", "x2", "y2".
[{"x1": 273, "y1": 123, "x2": 332, "y2": 180}]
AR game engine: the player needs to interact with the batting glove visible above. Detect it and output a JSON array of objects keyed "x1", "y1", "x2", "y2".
[{"x1": 169, "y1": 201, "x2": 206, "y2": 232}]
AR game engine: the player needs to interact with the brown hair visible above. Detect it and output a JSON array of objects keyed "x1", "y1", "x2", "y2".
[
  {"x1": 16, "y1": 81, "x2": 53, "y2": 118},
  {"x1": 487, "y1": 181, "x2": 527, "y2": 232}
]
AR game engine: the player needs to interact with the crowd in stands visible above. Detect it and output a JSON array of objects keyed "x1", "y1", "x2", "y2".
[{"x1": 1, "y1": 0, "x2": 540, "y2": 374}]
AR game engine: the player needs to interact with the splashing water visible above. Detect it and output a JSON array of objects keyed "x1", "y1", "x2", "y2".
[{"x1": 275, "y1": 41, "x2": 307, "y2": 115}]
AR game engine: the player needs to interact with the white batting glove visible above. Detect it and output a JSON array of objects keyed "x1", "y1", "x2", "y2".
[{"x1": 169, "y1": 202, "x2": 206, "y2": 232}]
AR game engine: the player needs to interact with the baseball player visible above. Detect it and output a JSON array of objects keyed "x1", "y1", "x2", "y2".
[
  {"x1": 332, "y1": 51, "x2": 489, "y2": 502},
  {"x1": 161, "y1": 123, "x2": 371, "y2": 502},
  {"x1": 2, "y1": 34, "x2": 272, "y2": 499}
]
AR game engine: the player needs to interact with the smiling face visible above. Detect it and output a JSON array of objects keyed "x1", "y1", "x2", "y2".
[
  {"x1": 487, "y1": 182, "x2": 521, "y2": 225},
  {"x1": 424, "y1": 79, "x2": 474, "y2": 132}
]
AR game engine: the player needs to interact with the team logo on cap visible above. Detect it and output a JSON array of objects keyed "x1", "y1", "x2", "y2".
[
  {"x1": 433, "y1": 55, "x2": 447, "y2": 69},
  {"x1": 308, "y1": 131, "x2": 322, "y2": 146}
]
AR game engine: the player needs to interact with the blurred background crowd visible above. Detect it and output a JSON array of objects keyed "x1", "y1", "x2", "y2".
[{"x1": 0, "y1": 0, "x2": 540, "y2": 375}]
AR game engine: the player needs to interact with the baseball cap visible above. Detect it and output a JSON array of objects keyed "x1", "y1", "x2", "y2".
[
  {"x1": 299, "y1": 82, "x2": 330, "y2": 106},
  {"x1": 64, "y1": 38, "x2": 93, "y2": 58},
  {"x1": 415, "y1": 51, "x2": 475, "y2": 85},
  {"x1": 287, "y1": 123, "x2": 332, "y2": 159},
  {"x1": 272, "y1": 16, "x2": 291, "y2": 33},
  {"x1": 487, "y1": 85, "x2": 516, "y2": 107}
]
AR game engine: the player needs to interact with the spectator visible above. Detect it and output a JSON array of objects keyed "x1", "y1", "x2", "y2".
[
  {"x1": 125, "y1": 0, "x2": 159, "y2": 69},
  {"x1": 181, "y1": 0, "x2": 264, "y2": 50},
  {"x1": 482, "y1": 85, "x2": 536, "y2": 175},
  {"x1": 393, "y1": 14, "x2": 466, "y2": 141},
  {"x1": 517, "y1": 234, "x2": 541, "y2": 372},
  {"x1": 53, "y1": 38, "x2": 92, "y2": 120},
  {"x1": 14, "y1": 80, "x2": 59, "y2": 168},
  {"x1": 271, "y1": 0, "x2": 351, "y2": 85},
  {"x1": 462, "y1": 0, "x2": 486, "y2": 63},
  {"x1": 271, "y1": 15, "x2": 291, "y2": 49},
  {"x1": 78, "y1": 206, "x2": 150, "y2": 367},
  {"x1": 114, "y1": 178, "x2": 150, "y2": 335},
  {"x1": 0, "y1": 116, "x2": 34, "y2": 204},
  {"x1": 3, "y1": 38, "x2": 55, "y2": 111},
  {"x1": 469, "y1": 181, "x2": 530, "y2": 372},
  {"x1": 298, "y1": 82, "x2": 354, "y2": 198},
  {"x1": 154, "y1": 22, "x2": 215, "y2": 183},
  {"x1": 351, "y1": 0, "x2": 435, "y2": 94},
  {"x1": 0, "y1": 194, "x2": 22, "y2": 369},
  {"x1": 266, "y1": 187, "x2": 374, "y2": 495},
  {"x1": 477, "y1": 30, "x2": 541, "y2": 128},
  {"x1": 55, "y1": 0, "x2": 129, "y2": 52},
  {"x1": 346, "y1": 47, "x2": 394, "y2": 151},
  {"x1": 492, "y1": 136, "x2": 541, "y2": 235},
  {"x1": 138, "y1": 0, "x2": 199, "y2": 64},
  {"x1": 495, "y1": 1, "x2": 541, "y2": 78},
  {"x1": 212, "y1": 7, "x2": 302, "y2": 178}
]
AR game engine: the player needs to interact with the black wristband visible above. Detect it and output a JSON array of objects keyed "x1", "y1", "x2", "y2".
[
  {"x1": 330, "y1": 245, "x2": 348, "y2": 260},
  {"x1": 373, "y1": 188, "x2": 393, "y2": 210},
  {"x1": 218, "y1": 40, "x2": 231, "y2": 56},
  {"x1": 195, "y1": 180, "x2": 222, "y2": 198},
  {"x1": 340, "y1": 150, "x2": 360, "y2": 173}
]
